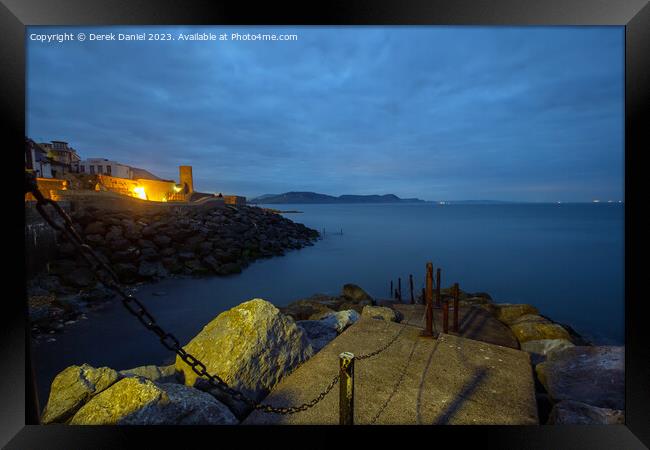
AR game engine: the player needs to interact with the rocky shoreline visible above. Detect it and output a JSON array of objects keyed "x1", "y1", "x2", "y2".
[
  {"x1": 38, "y1": 283, "x2": 623, "y2": 425},
  {"x1": 27, "y1": 204, "x2": 320, "y2": 341}
]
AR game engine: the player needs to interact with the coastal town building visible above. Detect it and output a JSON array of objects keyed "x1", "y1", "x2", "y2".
[
  {"x1": 25, "y1": 137, "x2": 246, "y2": 205},
  {"x1": 25, "y1": 139, "x2": 53, "y2": 178},
  {"x1": 39, "y1": 140, "x2": 80, "y2": 176},
  {"x1": 79, "y1": 158, "x2": 132, "y2": 178}
]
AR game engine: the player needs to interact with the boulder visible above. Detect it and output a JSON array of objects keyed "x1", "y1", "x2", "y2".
[
  {"x1": 361, "y1": 305, "x2": 402, "y2": 322},
  {"x1": 312, "y1": 310, "x2": 360, "y2": 333},
  {"x1": 280, "y1": 300, "x2": 336, "y2": 321},
  {"x1": 547, "y1": 400, "x2": 624, "y2": 425},
  {"x1": 153, "y1": 235, "x2": 172, "y2": 247},
  {"x1": 47, "y1": 260, "x2": 77, "y2": 276},
  {"x1": 138, "y1": 260, "x2": 167, "y2": 278},
  {"x1": 338, "y1": 299, "x2": 373, "y2": 314},
  {"x1": 119, "y1": 365, "x2": 179, "y2": 384},
  {"x1": 62, "y1": 267, "x2": 96, "y2": 288},
  {"x1": 41, "y1": 364, "x2": 121, "y2": 424},
  {"x1": 175, "y1": 299, "x2": 313, "y2": 403},
  {"x1": 113, "y1": 263, "x2": 138, "y2": 283},
  {"x1": 536, "y1": 346, "x2": 624, "y2": 409},
  {"x1": 297, "y1": 320, "x2": 338, "y2": 352},
  {"x1": 84, "y1": 221, "x2": 106, "y2": 235},
  {"x1": 494, "y1": 303, "x2": 539, "y2": 325},
  {"x1": 342, "y1": 283, "x2": 373, "y2": 303},
  {"x1": 69, "y1": 377, "x2": 238, "y2": 425},
  {"x1": 520, "y1": 339, "x2": 575, "y2": 359},
  {"x1": 510, "y1": 318, "x2": 571, "y2": 343}
]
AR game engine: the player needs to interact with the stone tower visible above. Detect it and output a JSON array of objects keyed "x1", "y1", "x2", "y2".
[{"x1": 179, "y1": 166, "x2": 194, "y2": 195}]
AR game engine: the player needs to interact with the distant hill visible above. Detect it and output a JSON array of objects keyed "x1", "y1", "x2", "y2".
[{"x1": 249, "y1": 192, "x2": 425, "y2": 204}]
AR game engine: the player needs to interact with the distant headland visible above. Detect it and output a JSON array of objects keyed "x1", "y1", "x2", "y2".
[{"x1": 249, "y1": 192, "x2": 426, "y2": 204}]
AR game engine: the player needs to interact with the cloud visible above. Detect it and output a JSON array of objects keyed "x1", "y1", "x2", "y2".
[{"x1": 27, "y1": 26, "x2": 624, "y2": 201}]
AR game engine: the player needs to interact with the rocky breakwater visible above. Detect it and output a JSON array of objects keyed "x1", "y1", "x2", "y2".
[
  {"x1": 27, "y1": 204, "x2": 320, "y2": 339},
  {"x1": 40, "y1": 296, "x2": 365, "y2": 424},
  {"x1": 485, "y1": 302, "x2": 624, "y2": 425}
]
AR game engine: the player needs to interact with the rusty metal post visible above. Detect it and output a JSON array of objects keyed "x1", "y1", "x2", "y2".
[
  {"x1": 339, "y1": 352, "x2": 355, "y2": 425},
  {"x1": 453, "y1": 282, "x2": 460, "y2": 332},
  {"x1": 409, "y1": 274, "x2": 414, "y2": 304},
  {"x1": 435, "y1": 268, "x2": 441, "y2": 307},
  {"x1": 442, "y1": 299, "x2": 449, "y2": 334},
  {"x1": 398, "y1": 277, "x2": 402, "y2": 302},
  {"x1": 421, "y1": 262, "x2": 434, "y2": 336}
]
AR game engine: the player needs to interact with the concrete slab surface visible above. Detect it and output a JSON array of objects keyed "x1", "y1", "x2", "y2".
[
  {"x1": 390, "y1": 303, "x2": 520, "y2": 350},
  {"x1": 244, "y1": 317, "x2": 538, "y2": 425}
]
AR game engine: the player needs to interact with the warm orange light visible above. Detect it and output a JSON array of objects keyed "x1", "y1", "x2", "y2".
[{"x1": 133, "y1": 186, "x2": 147, "y2": 200}]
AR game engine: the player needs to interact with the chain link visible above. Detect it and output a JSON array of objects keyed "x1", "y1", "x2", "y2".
[
  {"x1": 356, "y1": 320, "x2": 409, "y2": 361},
  {"x1": 25, "y1": 171, "x2": 336, "y2": 415}
]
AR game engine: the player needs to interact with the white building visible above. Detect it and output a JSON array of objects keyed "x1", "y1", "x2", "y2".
[{"x1": 79, "y1": 158, "x2": 132, "y2": 178}]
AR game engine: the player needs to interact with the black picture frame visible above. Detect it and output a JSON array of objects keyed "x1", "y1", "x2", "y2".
[{"x1": 4, "y1": 0, "x2": 648, "y2": 448}]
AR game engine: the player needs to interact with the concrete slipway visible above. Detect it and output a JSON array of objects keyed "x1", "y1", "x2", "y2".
[{"x1": 244, "y1": 309, "x2": 538, "y2": 425}]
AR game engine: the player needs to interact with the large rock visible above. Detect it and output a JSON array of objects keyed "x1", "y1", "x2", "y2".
[
  {"x1": 361, "y1": 305, "x2": 402, "y2": 322},
  {"x1": 313, "y1": 310, "x2": 360, "y2": 333},
  {"x1": 536, "y1": 346, "x2": 624, "y2": 409},
  {"x1": 297, "y1": 320, "x2": 338, "y2": 352},
  {"x1": 494, "y1": 303, "x2": 539, "y2": 325},
  {"x1": 119, "y1": 365, "x2": 179, "y2": 384},
  {"x1": 337, "y1": 299, "x2": 372, "y2": 314},
  {"x1": 41, "y1": 364, "x2": 121, "y2": 424},
  {"x1": 547, "y1": 400, "x2": 624, "y2": 425},
  {"x1": 521, "y1": 339, "x2": 575, "y2": 358},
  {"x1": 510, "y1": 316, "x2": 571, "y2": 343},
  {"x1": 175, "y1": 299, "x2": 313, "y2": 402},
  {"x1": 342, "y1": 283, "x2": 373, "y2": 303},
  {"x1": 280, "y1": 299, "x2": 336, "y2": 321},
  {"x1": 70, "y1": 377, "x2": 238, "y2": 425},
  {"x1": 62, "y1": 267, "x2": 96, "y2": 288}
]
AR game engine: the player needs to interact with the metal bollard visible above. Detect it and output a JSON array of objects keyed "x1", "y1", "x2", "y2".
[
  {"x1": 453, "y1": 282, "x2": 460, "y2": 332},
  {"x1": 435, "y1": 268, "x2": 441, "y2": 307},
  {"x1": 339, "y1": 352, "x2": 355, "y2": 425},
  {"x1": 409, "y1": 274, "x2": 414, "y2": 304},
  {"x1": 422, "y1": 262, "x2": 434, "y2": 336},
  {"x1": 442, "y1": 298, "x2": 449, "y2": 334}
]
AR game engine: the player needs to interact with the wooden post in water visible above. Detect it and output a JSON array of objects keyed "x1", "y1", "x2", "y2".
[
  {"x1": 398, "y1": 277, "x2": 402, "y2": 302},
  {"x1": 435, "y1": 268, "x2": 441, "y2": 307},
  {"x1": 421, "y1": 288, "x2": 425, "y2": 305},
  {"x1": 339, "y1": 352, "x2": 355, "y2": 425},
  {"x1": 390, "y1": 280, "x2": 393, "y2": 298},
  {"x1": 409, "y1": 274, "x2": 414, "y2": 304},
  {"x1": 453, "y1": 282, "x2": 460, "y2": 333},
  {"x1": 442, "y1": 298, "x2": 449, "y2": 334},
  {"x1": 421, "y1": 262, "x2": 434, "y2": 336}
]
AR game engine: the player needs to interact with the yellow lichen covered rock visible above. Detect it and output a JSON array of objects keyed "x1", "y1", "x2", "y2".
[
  {"x1": 70, "y1": 376, "x2": 237, "y2": 425},
  {"x1": 494, "y1": 304, "x2": 539, "y2": 325},
  {"x1": 41, "y1": 364, "x2": 121, "y2": 424},
  {"x1": 175, "y1": 298, "x2": 313, "y2": 403},
  {"x1": 510, "y1": 320, "x2": 571, "y2": 343}
]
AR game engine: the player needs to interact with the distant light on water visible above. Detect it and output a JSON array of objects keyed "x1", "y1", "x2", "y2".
[{"x1": 593, "y1": 199, "x2": 600, "y2": 203}]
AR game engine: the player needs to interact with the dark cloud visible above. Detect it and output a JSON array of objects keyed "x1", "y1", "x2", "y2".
[{"x1": 27, "y1": 26, "x2": 624, "y2": 201}]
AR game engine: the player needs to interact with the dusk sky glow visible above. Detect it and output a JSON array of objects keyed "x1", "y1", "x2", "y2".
[{"x1": 27, "y1": 26, "x2": 624, "y2": 202}]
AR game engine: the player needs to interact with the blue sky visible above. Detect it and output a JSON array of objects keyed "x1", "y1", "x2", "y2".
[{"x1": 26, "y1": 26, "x2": 624, "y2": 201}]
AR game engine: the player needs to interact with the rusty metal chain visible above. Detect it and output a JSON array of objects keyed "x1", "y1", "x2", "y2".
[
  {"x1": 356, "y1": 319, "x2": 409, "y2": 361},
  {"x1": 25, "y1": 171, "x2": 336, "y2": 415},
  {"x1": 369, "y1": 339, "x2": 418, "y2": 424}
]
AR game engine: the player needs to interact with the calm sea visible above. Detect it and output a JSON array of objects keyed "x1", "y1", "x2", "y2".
[{"x1": 32, "y1": 203, "x2": 624, "y2": 405}]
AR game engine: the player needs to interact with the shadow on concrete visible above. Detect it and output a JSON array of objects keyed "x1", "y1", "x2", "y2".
[
  {"x1": 415, "y1": 338, "x2": 441, "y2": 424},
  {"x1": 431, "y1": 367, "x2": 489, "y2": 425}
]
